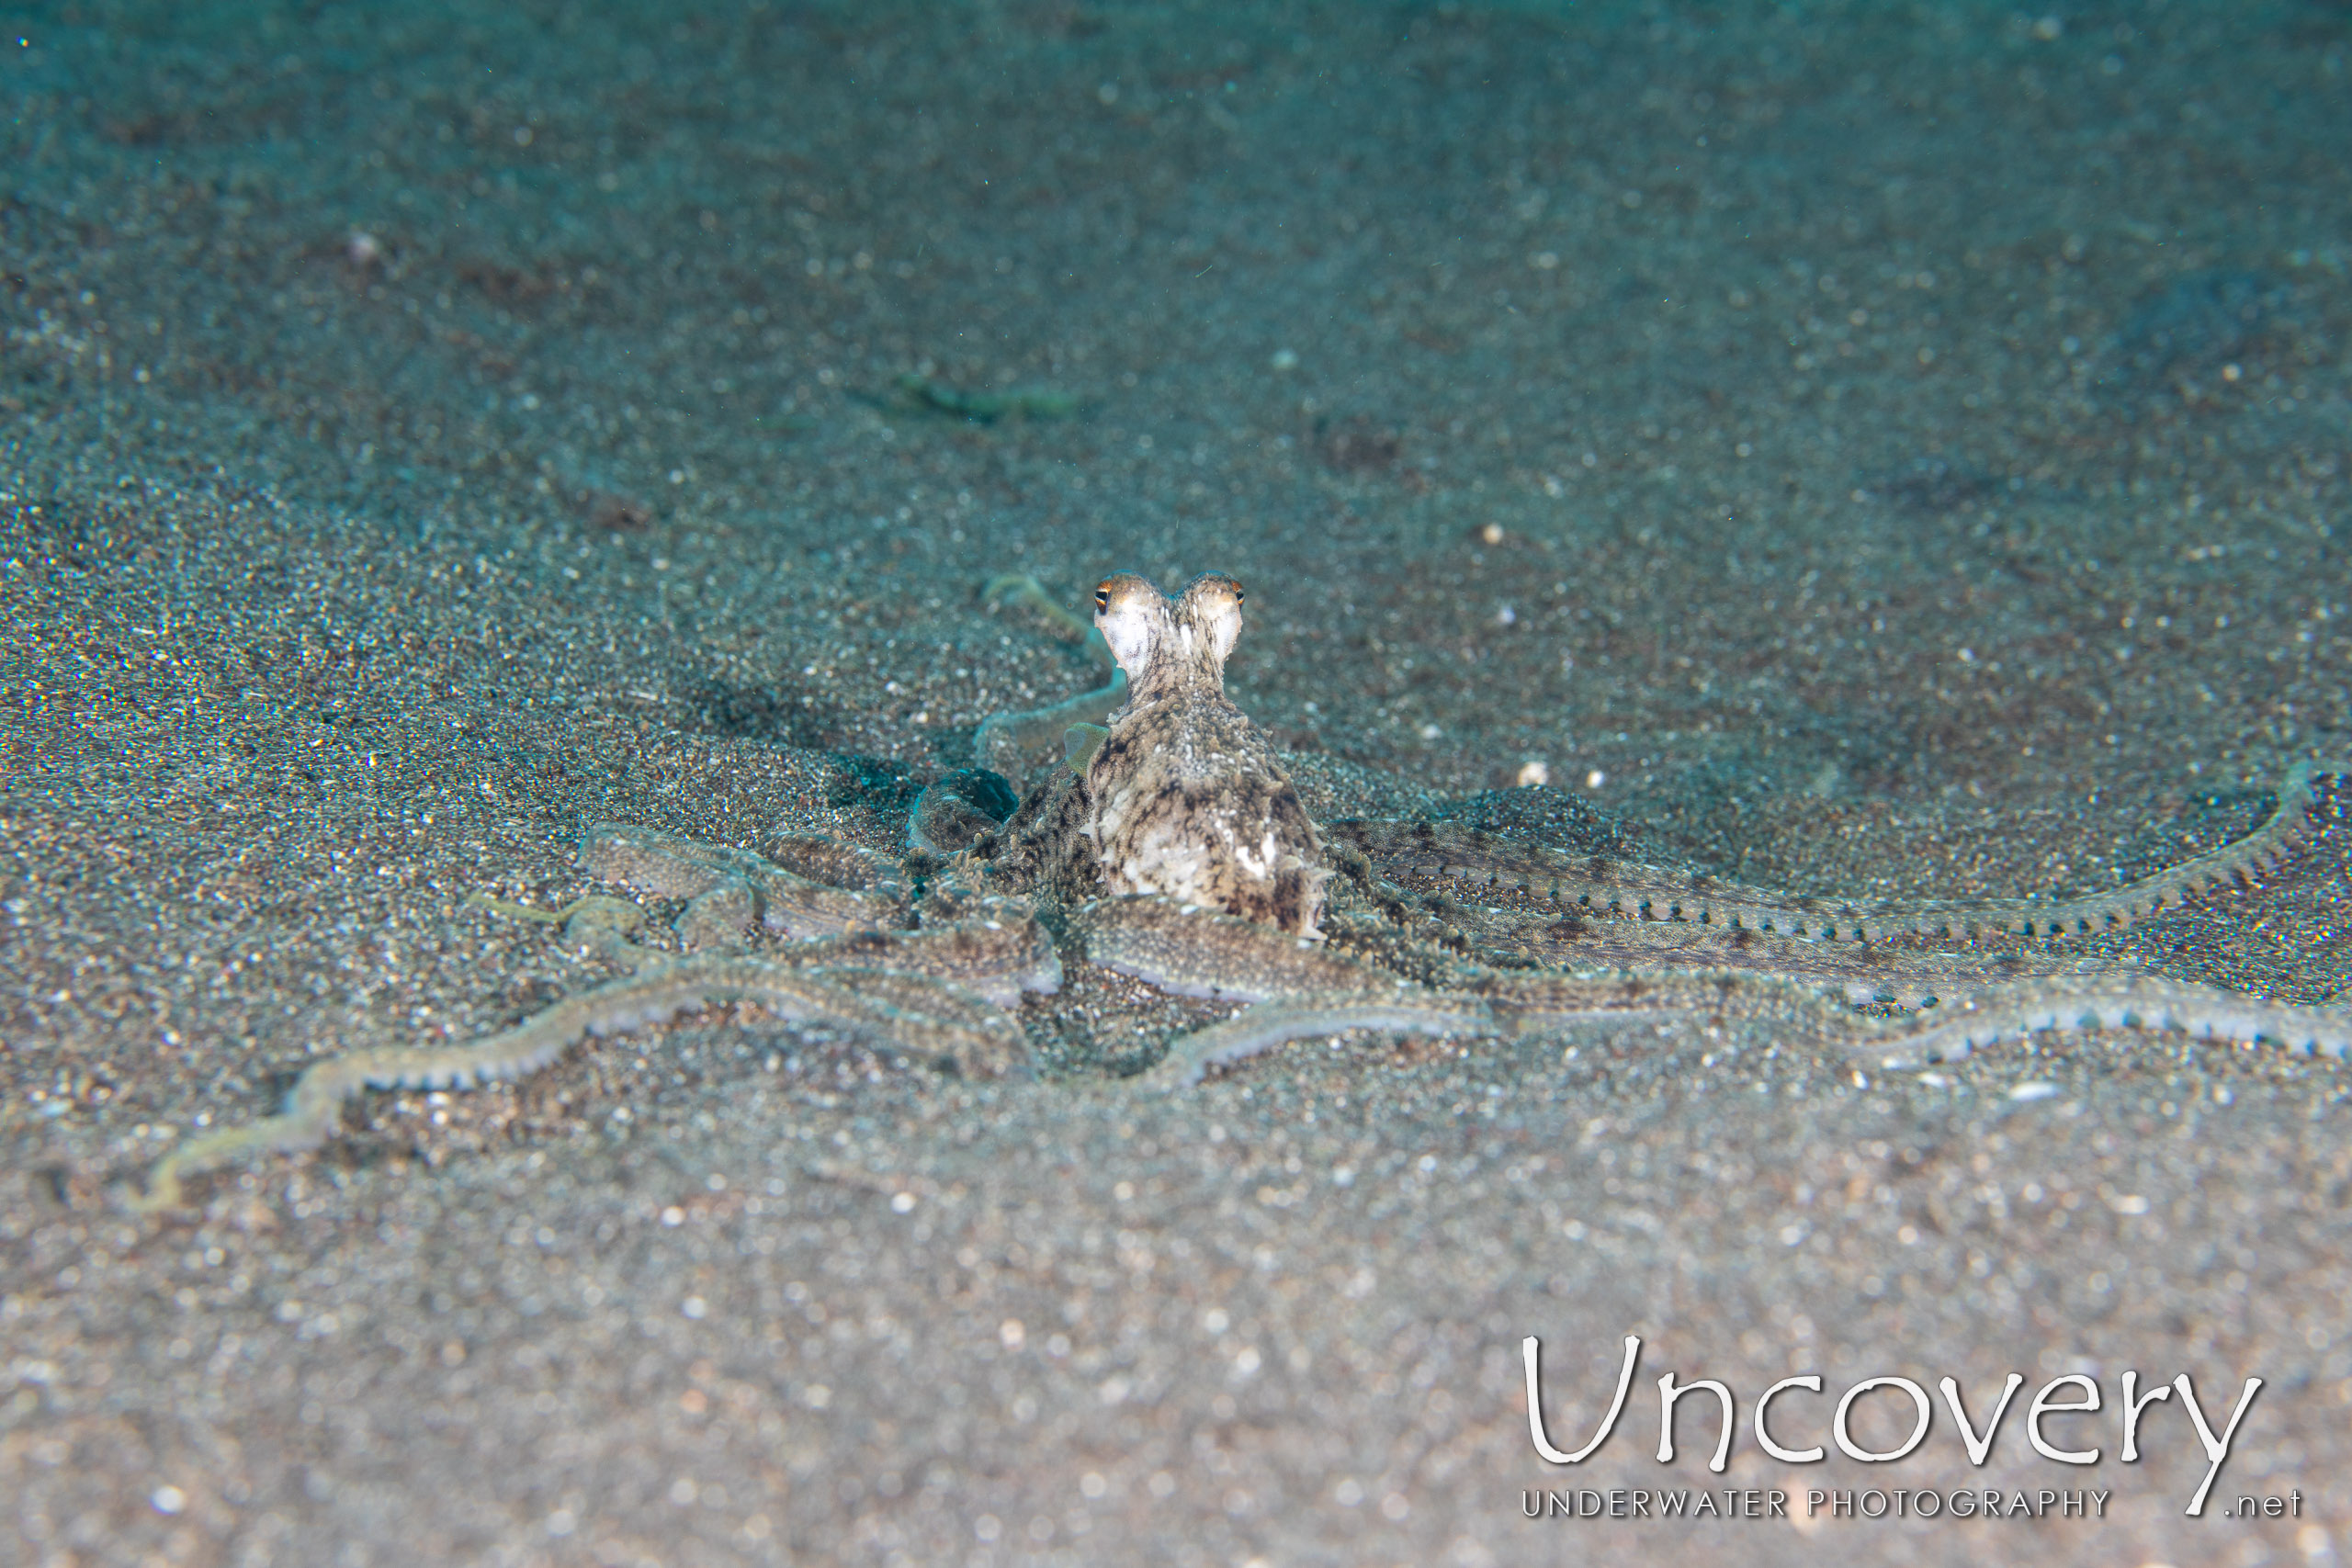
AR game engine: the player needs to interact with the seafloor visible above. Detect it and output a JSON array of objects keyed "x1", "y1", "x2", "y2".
[{"x1": 4, "y1": 2, "x2": 2350, "y2": 1564}]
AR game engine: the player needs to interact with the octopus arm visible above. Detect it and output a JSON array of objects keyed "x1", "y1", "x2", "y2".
[
  {"x1": 584, "y1": 823, "x2": 908, "y2": 940},
  {"x1": 130, "y1": 924, "x2": 1049, "y2": 1211},
  {"x1": 1145, "y1": 995, "x2": 1493, "y2": 1088},
  {"x1": 1328, "y1": 757, "x2": 2335, "y2": 942},
  {"x1": 1863, "y1": 976, "x2": 2352, "y2": 1067},
  {"x1": 975, "y1": 671, "x2": 1128, "y2": 777}
]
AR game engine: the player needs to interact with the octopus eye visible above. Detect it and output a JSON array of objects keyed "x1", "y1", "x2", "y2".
[
  {"x1": 1094, "y1": 584, "x2": 1112, "y2": 612},
  {"x1": 1233, "y1": 584, "x2": 1245, "y2": 604}
]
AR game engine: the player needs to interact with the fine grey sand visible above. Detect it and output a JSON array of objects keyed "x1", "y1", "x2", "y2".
[{"x1": 5, "y1": 2, "x2": 2351, "y2": 1563}]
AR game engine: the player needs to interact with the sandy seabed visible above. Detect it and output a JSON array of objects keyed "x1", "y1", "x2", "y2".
[{"x1": 5, "y1": 2, "x2": 2352, "y2": 1563}]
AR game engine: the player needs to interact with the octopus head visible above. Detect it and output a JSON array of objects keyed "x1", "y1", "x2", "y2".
[
  {"x1": 1092, "y1": 570, "x2": 1173, "y2": 683},
  {"x1": 1177, "y1": 572, "x2": 1245, "y2": 671}
]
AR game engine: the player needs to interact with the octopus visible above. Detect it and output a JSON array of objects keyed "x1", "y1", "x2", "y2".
[{"x1": 132, "y1": 570, "x2": 2352, "y2": 1210}]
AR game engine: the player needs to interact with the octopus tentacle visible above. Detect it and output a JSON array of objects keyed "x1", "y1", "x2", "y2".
[
  {"x1": 763, "y1": 832, "x2": 913, "y2": 897},
  {"x1": 583, "y1": 824, "x2": 908, "y2": 939},
  {"x1": 1144, "y1": 996, "x2": 1493, "y2": 1088},
  {"x1": 1148, "y1": 964, "x2": 2352, "y2": 1089},
  {"x1": 129, "y1": 905, "x2": 1057, "y2": 1211},
  {"x1": 1392, "y1": 892, "x2": 2132, "y2": 1005},
  {"x1": 1328, "y1": 760, "x2": 2332, "y2": 942},
  {"x1": 908, "y1": 769, "x2": 1023, "y2": 854},
  {"x1": 1472, "y1": 966, "x2": 2352, "y2": 1067},
  {"x1": 973, "y1": 671, "x2": 1127, "y2": 779},
  {"x1": 1140, "y1": 961, "x2": 1879, "y2": 1088},
  {"x1": 983, "y1": 571, "x2": 1112, "y2": 652},
  {"x1": 1856, "y1": 975, "x2": 2352, "y2": 1067},
  {"x1": 1326, "y1": 841, "x2": 2126, "y2": 1005},
  {"x1": 1115, "y1": 880, "x2": 2352, "y2": 1087},
  {"x1": 972, "y1": 574, "x2": 1126, "y2": 775},
  {"x1": 1075, "y1": 894, "x2": 1387, "y2": 1002},
  {"x1": 797, "y1": 903, "x2": 1065, "y2": 1008}
]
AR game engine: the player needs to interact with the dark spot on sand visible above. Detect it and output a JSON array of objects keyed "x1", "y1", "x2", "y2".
[
  {"x1": 2098, "y1": 269, "x2": 2298, "y2": 401},
  {"x1": 1315, "y1": 413, "x2": 1403, "y2": 474},
  {"x1": 690, "y1": 675, "x2": 861, "y2": 751},
  {"x1": 1863, "y1": 457, "x2": 2003, "y2": 515}
]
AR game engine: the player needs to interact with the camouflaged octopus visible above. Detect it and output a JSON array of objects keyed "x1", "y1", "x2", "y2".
[{"x1": 136, "y1": 570, "x2": 2352, "y2": 1209}]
